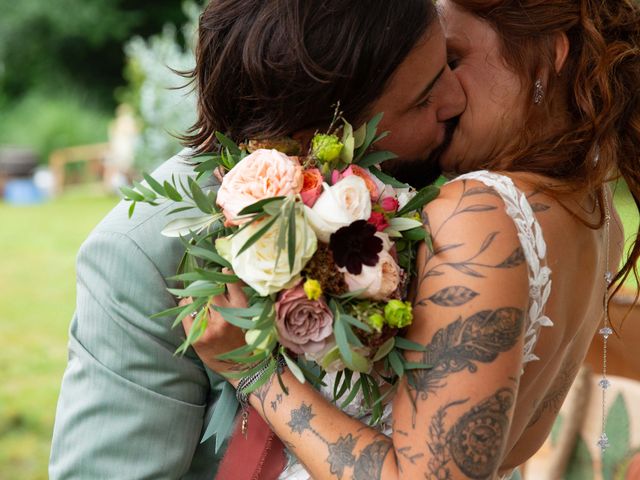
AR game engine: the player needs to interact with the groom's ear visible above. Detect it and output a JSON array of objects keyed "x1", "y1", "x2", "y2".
[{"x1": 554, "y1": 32, "x2": 570, "y2": 75}]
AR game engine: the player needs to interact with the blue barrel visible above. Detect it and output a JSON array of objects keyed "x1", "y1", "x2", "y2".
[{"x1": 4, "y1": 178, "x2": 44, "y2": 205}]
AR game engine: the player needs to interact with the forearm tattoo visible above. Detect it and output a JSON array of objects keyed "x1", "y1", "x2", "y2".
[{"x1": 286, "y1": 402, "x2": 391, "y2": 479}]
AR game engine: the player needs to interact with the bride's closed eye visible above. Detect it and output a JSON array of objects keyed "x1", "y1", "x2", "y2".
[{"x1": 447, "y1": 56, "x2": 460, "y2": 70}]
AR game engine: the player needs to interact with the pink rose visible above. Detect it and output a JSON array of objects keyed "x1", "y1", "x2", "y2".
[
  {"x1": 342, "y1": 249, "x2": 401, "y2": 301},
  {"x1": 217, "y1": 149, "x2": 303, "y2": 225},
  {"x1": 300, "y1": 168, "x2": 323, "y2": 207},
  {"x1": 367, "y1": 211, "x2": 389, "y2": 232},
  {"x1": 275, "y1": 283, "x2": 334, "y2": 354},
  {"x1": 331, "y1": 165, "x2": 381, "y2": 201},
  {"x1": 380, "y1": 196, "x2": 399, "y2": 213}
]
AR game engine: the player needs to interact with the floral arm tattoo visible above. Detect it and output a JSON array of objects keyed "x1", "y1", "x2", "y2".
[{"x1": 240, "y1": 181, "x2": 533, "y2": 479}]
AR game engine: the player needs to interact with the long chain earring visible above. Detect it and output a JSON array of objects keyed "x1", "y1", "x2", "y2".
[
  {"x1": 597, "y1": 186, "x2": 613, "y2": 452},
  {"x1": 533, "y1": 79, "x2": 545, "y2": 104}
]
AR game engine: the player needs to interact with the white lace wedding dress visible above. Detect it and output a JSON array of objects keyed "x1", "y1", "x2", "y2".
[{"x1": 278, "y1": 171, "x2": 553, "y2": 479}]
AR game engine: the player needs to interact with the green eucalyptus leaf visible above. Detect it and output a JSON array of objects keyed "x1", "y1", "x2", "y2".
[
  {"x1": 189, "y1": 178, "x2": 214, "y2": 214},
  {"x1": 133, "y1": 180, "x2": 157, "y2": 200},
  {"x1": 142, "y1": 172, "x2": 167, "y2": 196},
  {"x1": 353, "y1": 123, "x2": 367, "y2": 149},
  {"x1": 128, "y1": 201, "x2": 136, "y2": 218},
  {"x1": 201, "y1": 381, "x2": 238, "y2": 452},
  {"x1": 372, "y1": 337, "x2": 396, "y2": 362},
  {"x1": 339, "y1": 378, "x2": 362, "y2": 409},
  {"x1": 120, "y1": 185, "x2": 144, "y2": 201},
  {"x1": 403, "y1": 227, "x2": 427, "y2": 241},
  {"x1": 215, "y1": 131, "x2": 242, "y2": 156},
  {"x1": 171, "y1": 297, "x2": 209, "y2": 329},
  {"x1": 340, "y1": 121, "x2": 355, "y2": 164},
  {"x1": 168, "y1": 206, "x2": 196, "y2": 215},
  {"x1": 237, "y1": 215, "x2": 280, "y2": 257},
  {"x1": 238, "y1": 197, "x2": 285, "y2": 216},
  {"x1": 357, "y1": 151, "x2": 398, "y2": 169},
  {"x1": 388, "y1": 217, "x2": 423, "y2": 232},
  {"x1": 287, "y1": 203, "x2": 297, "y2": 273},
  {"x1": 341, "y1": 314, "x2": 372, "y2": 333},
  {"x1": 163, "y1": 181, "x2": 183, "y2": 202},
  {"x1": 333, "y1": 318, "x2": 353, "y2": 365},
  {"x1": 194, "y1": 157, "x2": 222, "y2": 173},
  {"x1": 161, "y1": 215, "x2": 218, "y2": 238},
  {"x1": 394, "y1": 337, "x2": 428, "y2": 352},
  {"x1": 388, "y1": 349, "x2": 405, "y2": 377},
  {"x1": 187, "y1": 245, "x2": 231, "y2": 268},
  {"x1": 168, "y1": 281, "x2": 226, "y2": 298},
  {"x1": 282, "y1": 352, "x2": 306, "y2": 384},
  {"x1": 368, "y1": 168, "x2": 409, "y2": 188}
]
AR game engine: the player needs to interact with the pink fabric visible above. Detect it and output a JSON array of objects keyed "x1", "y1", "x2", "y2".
[{"x1": 215, "y1": 407, "x2": 287, "y2": 480}]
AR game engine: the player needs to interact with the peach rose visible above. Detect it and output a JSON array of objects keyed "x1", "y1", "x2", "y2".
[
  {"x1": 342, "y1": 249, "x2": 401, "y2": 300},
  {"x1": 217, "y1": 149, "x2": 303, "y2": 225},
  {"x1": 300, "y1": 168, "x2": 323, "y2": 207},
  {"x1": 332, "y1": 165, "x2": 382, "y2": 201}
]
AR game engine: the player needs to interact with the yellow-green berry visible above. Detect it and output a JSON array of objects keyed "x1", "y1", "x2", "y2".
[
  {"x1": 367, "y1": 313, "x2": 385, "y2": 332},
  {"x1": 303, "y1": 278, "x2": 323, "y2": 301},
  {"x1": 384, "y1": 300, "x2": 413, "y2": 328},
  {"x1": 312, "y1": 134, "x2": 344, "y2": 164}
]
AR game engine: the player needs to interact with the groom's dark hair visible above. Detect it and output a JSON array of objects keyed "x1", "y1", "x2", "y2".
[{"x1": 183, "y1": 0, "x2": 436, "y2": 152}]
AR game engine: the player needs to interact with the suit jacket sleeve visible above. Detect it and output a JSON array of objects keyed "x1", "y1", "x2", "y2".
[{"x1": 49, "y1": 228, "x2": 221, "y2": 479}]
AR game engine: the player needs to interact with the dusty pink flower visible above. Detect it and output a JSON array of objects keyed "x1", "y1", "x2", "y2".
[
  {"x1": 380, "y1": 196, "x2": 399, "y2": 213},
  {"x1": 367, "y1": 211, "x2": 389, "y2": 232},
  {"x1": 300, "y1": 168, "x2": 323, "y2": 207},
  {"x1": 275, "y1": 283, "x2": 333, "y2": 354},
  {"x1": 217, "y1": 149, "x2": 303, "y2": 225}
]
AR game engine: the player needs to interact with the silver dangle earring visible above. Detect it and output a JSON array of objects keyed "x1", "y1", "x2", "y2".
[
  {"x1": 533, "y1": 79, "x2": 544, "y2": 104},
  {"x1": 597, "y1": 189, "x2": 613, "y2": 453}
]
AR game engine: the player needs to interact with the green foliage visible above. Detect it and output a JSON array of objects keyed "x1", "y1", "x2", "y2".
[
  {"x1": 0, "y1": 90, "x2": 110, "y2": 163},
  {"x1": 0, "y1": 0, "x2": 187, "y2": 103},
  {"x1": 603, "y1": 393, "x2": 631, "y2": 480},
  {"x1": 565, "y1": 436, "x2": 595, "y2": 480},
  {"x1": 119, "y1": 2, "x2": 202, "y2": 171}
]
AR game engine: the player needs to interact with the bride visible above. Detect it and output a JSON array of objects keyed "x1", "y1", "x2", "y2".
[{"x1": 184, "y1": 0, "x2": 640, "y2": 478}]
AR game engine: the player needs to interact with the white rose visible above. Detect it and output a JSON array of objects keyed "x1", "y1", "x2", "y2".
[
  {"x1": 304, "y1": 175, "x2": 372, "y2": 243},
  {"x1": 342, "y1": 249, "x2": 401, "y2": 301},
  {"x1": 225, "y1": 211, "x2": 317, "y2": 296}
]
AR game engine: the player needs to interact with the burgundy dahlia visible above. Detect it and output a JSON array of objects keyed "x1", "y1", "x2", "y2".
[{"x1": 329, "y1": 220, "x2": 383, "y2": 275}]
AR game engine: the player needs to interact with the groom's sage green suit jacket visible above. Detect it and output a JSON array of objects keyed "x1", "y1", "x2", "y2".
[{"x1": 50, "y1": 150, "x2": 226, "y2": 479}]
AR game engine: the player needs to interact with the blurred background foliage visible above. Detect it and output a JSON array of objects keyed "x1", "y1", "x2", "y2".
[{"x1": 0, "y1": 0, "x2": 198, "y2": 169}]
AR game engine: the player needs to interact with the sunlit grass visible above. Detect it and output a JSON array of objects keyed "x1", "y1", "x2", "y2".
[{"x1": 0, "y1": 188, "x2": 117, "y2": 479}]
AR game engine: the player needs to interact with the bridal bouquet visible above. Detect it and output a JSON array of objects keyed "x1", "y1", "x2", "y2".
[{"x1": 122, "y1": 113, "x2": 437, "y2": 446}]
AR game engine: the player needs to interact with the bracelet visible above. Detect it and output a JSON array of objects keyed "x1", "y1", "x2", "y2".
[{"x1": 236, "y1": 355, "x2": 287, "y2": 436}]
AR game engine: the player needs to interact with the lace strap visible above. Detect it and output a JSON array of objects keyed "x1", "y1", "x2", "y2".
[{"x1": 448, "y1": 171, "x2": 553, "y2": 365}]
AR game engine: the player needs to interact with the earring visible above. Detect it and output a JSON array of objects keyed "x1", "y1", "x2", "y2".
[{"x1": 533, "y1": 79, "x2": 544, "y2": 104}]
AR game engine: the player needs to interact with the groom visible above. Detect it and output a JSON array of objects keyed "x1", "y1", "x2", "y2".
[{"x1": 49, "y1": 0, "x2": 465, "y2": 478}]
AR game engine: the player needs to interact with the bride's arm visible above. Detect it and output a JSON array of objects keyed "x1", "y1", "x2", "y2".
[{"x1": 195, "y1": 179, "x2": 531, "y2": 479}]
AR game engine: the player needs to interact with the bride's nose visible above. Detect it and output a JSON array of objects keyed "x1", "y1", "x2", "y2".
[{"x1": 435, "y1": 65, "x2": 466, "y2": 122}]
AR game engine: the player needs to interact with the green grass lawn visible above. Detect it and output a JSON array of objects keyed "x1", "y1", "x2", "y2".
[
  {"x1": 0, "y1": 182, "x2": 636, "y2": 480},
  {"x1": 0, "y1": 188, "x2": 118, "y2": 480}
]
